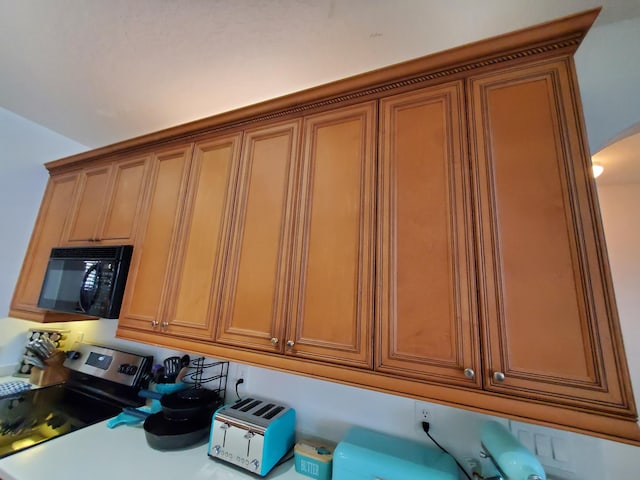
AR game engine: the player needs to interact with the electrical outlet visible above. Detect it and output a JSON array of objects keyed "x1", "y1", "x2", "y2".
[
  {"x1": 464, "y1": 457, "x2": 481, "y2": 476},
  {"x1": 414, "y1": 401, "x2": 431, "y2": 431},
  {"x1": 235, "y1": 363, "x2": 248, "y2": 383}
]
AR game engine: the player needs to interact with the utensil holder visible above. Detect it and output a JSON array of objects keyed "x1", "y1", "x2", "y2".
[{"x1": 29, "y1": 351, "x2": 69, "y2": 386}]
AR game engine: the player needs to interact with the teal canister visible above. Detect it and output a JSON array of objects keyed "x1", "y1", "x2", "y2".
[{"x1": 294, "y1": 439, "x2": 334, "y2": 480}]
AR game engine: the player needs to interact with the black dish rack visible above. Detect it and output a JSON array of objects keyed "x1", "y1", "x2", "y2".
[{"x1": 179, "y1": 358, "x2": 229, "y2": 402}]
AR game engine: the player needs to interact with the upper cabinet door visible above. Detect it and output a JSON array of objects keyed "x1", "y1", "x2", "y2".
[
  {"x1": 469, "y1": 59, "x2": 636, "y2": 416},
  {"x1": 99, "y1": 156, "x2": 150, "y2": 241},
  {"x1": 118, "y1": 145, "x2": 193, "y2": 330},
  {"x1": 216, "y1": 121, "x2": 301, "y2": 352},
  {"x1": 64, "y1": 156, "x2": 149, "y2": 244},
  {"x1": 377, "y1": 83, "x2": 481, "y2": 387},
  {"x1": 10, "y1": 171, "x2": 81, "y2": 322},
  {"x1": 163, "y1": 134, "x2": 242, "y2": 339},
  {"x1": 287, "y1": 102, "x2": 376, "y2": 368},
  {"x1": 63, "y1": 164, "x2": 110, "y2": 242}
]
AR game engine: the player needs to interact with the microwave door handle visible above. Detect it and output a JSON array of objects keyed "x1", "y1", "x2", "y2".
[{"x1": 79, "y1": 263, "x2": 101, "y2": 313}]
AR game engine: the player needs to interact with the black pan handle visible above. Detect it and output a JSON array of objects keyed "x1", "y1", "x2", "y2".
[{"x1": 122, "y1": 407, "x2": 151, "y2": 419}]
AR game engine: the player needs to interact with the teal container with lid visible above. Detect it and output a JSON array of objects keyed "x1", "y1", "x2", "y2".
[
  {"x1": 333, "y1": 426, "x2": 457, "y2": 480},
  {"x1": 294, "y1": 439, "x2": 334, "y2": 480}
]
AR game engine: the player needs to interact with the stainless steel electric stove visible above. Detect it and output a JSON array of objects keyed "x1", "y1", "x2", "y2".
[{"x1": 0, "y1": 343, "x2": 151, "y2": 459}]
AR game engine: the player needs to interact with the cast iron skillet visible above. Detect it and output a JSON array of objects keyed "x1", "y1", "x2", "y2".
[
  {"x1": 143, "y1": 412, "x2": 211, "y2": 450},
  {"x1": 139, "y1": 387, "x2": 222, "y2": 420},
  {"x1": 160, "y1": 388, "x2": 221, "y2": 420}
]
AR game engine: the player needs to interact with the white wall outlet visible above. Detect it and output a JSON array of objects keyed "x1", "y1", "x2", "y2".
[
  {"x1": 235, "y1": 363, "x2": 248, "y2": 383},
  {"x1": 414, "y1": 400, "x2": 431, "y2": 431},
  {"x1": 464, "y1": 457, "x2": 481, "y2": 476}
]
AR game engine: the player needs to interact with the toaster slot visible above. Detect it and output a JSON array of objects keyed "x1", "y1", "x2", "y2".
[
  {"x1": 254, "y1": 403, "x2": 275, "y2": 417},
  {"x1": 231, "y1": 398, "x2": 254, "y2": 410},
  {"x1": 241, "y1": 399, "x2": 262, "y2": 412},
  {"x1": 263, "y1": 406, "x2": 284, "y2": 419}
]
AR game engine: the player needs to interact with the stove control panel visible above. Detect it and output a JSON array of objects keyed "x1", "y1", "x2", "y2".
[{"x1": 64, "y1": 343, "x2": 152, "y2": 387}]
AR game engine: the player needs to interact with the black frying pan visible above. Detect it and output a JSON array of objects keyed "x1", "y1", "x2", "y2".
[
  {"x1": 139, "y1": 388, "x2": 222, "y2": 421},
  {"x1": 143, "y1": 412, "x2": 211, "y2": 450}
]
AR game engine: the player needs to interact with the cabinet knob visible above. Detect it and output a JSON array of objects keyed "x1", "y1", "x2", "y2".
[
  {"x1": 161, "y1": 321, "x2": 169, "y2": 329},
  {"x1": 464, "y1": 368, "x2": 475, "y2": 379},
  {"x1": 286, "y1": 340, "x2": 295, "y2": 348},
  {"x1": 270, "y1": 337, "x2": 279, "y2": 345},
  {"x1": 150, "y1": 320, "x2": 159, "y2": 327},
  {"x1": 493, "y1": 371, "x2": 506, "y2": 382}
]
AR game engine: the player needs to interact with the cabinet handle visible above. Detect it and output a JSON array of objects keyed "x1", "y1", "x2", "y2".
[
  {"x1": 161, "y1": 321, "x2": 169, "y2": 329},
  {"x1": 270, "y1": 338, "x2": 279, "y2": 345},
  {"x1": 493, "y1": 371, "x2": 505, "y2": 382},
  {"x1": 286, "y1": 340, "x2": 295, "y2": 349},
  {"x1": 150, "y1": 320, "x2": 159, "y2": 327},
  {"x1": 464, "y1": 368, "x2": 475, "y2": 379}
]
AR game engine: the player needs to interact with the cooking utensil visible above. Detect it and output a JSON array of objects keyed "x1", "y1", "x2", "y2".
[
  {"x1": 40, "y1": 336, "x2": 56, "y2": 355},
  {"x1": 153, "y1": 366, "x2": 166, "y2": 383},
  {"x1": 143, "y1": 411, "x2": 211, "y2": 451},
  {"x1": 175, "y1": 354, "x2": 191, "y2": 382},
  {"x1": 163, "y1": 356, "x2": 182, "y2": 382},
  {"x1": 25, "y1": 344, "x2": 47, "y2": 360},
  {"x1": 138, "y1": 387, "x2": 221, "y2": 421},
  {"x1": 23, "y1": 355, "x2": 46, "y2": 369},
  {"x1": 176, "y1": 366, "x2": 189, "y2": 383}
]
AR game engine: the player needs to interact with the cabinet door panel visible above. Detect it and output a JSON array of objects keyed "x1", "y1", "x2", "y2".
[
  {"x1": 100, "y1": 156, "x2": 149, "y2": 241},
  {"x1": 65, "y1": 165, "x2": 110, "y2": 242},
  {"x1": 165, "y1": 134, "x2": 242, "y2": 338},
  {"x1": 216, "y1": 121, "x2": 300, "y2": 351},
  {"x1": 288, "y1": 102, "x2": 376, "y2": 367},
  {"x1": 377, "y1": 83, "x2": 480, "y2": 386},
  {"x1": 118, "y1": 146, "x2": 192, "y2": 328},
  {"x1": 10, "y1": 172, "x2": 80, "y2": 320},
  {"x1": 470, "y1": 60, "x2": 634, "y2": 414}
]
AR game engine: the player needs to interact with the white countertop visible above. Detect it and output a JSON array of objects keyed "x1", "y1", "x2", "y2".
[
  {"x1": 0, "y1": 374, "x2": 304, "y2": 480},
  {"x1": 0, "y1": 418, "x2": 306, "y2": 480}
]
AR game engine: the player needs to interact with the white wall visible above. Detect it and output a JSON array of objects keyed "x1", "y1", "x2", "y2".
[
  {"x1": 0, "y1": 107, "x2": 87, "y2": 315},
  {"x1": 0, "y1": 107, "x2": 85, "y2": 368},
  {"x1": 575, "y1": 16, "x2": 640, "y2": 152}
]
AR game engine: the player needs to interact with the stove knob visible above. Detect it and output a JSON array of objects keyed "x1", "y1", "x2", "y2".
[{"x1": 66, "y1": 351, "x2": 81, "y2": 360}]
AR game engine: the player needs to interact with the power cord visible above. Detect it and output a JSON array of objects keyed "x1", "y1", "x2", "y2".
[
  {"x1": 422, "y1": 421, "x2": 472, "y2": 480},
  {"x1": 235, "y1": 378, "x2": 244, "y2": 401}
]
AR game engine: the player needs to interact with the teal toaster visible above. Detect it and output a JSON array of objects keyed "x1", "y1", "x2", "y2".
[{"x1": 333, "y1": 426, "x2": 458, "y2": 480}]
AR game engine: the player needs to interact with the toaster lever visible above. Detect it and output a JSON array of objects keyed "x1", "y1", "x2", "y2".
[
  {"x1": 220, "y1": 422, "x2": 230, "y2": 447},
  {"x1": 244, "y1": 430, "x2": 255, "y2": 456}
]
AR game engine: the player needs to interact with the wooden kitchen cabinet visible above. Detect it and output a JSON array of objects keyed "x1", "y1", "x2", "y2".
[
  {"x1": 216, "y1": 104, "x2": 376, "y2": 369},
  {"x1": 161, "y1": 134, "x2": 243, "y2": 339},
  {"x1": 377, "y1": 83, "x2": 481, "y2": 387},
  {"x1": 286, "y1": 102, "x2": 376, "y2": 368},
  {"x1": 117, "y1": 145, "x2": 193, "y2": 332},
  {"x1": 62, "y1": 155, "x2": 149, "y2": 244},
  {"x1": 215, "y1": 120, "x2": 301, "y2": 352},
  {"x1": 9, "y1": 171, "x2": 83, "y2": 322},
  {"x1": 468, "y1": 59, "x2": 637, "y2": 417}
]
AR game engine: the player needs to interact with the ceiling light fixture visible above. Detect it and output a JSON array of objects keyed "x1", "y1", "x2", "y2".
[{"x1": 592, "y1": 162, "x2": 604, "y2": 178}]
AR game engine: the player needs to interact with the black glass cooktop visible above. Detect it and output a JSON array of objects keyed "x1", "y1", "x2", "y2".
[{"x1": 0, "y1": 384, "x2": 121, "y2": 459}]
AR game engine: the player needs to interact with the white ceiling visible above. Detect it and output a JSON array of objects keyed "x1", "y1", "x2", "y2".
[{"x1": 1, "y1": 1, "x2": 640, "y2": 174}]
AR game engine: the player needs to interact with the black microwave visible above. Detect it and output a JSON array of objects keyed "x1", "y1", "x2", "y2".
[{"x1": 37, "y1": 245, "x2": 133, "y2": 319}]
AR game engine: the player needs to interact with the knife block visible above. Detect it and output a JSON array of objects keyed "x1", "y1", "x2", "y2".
[{"x1": 29, "y1": 351, "x2": 69, "y2": 386}]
